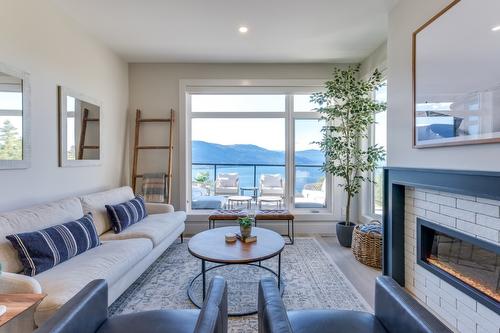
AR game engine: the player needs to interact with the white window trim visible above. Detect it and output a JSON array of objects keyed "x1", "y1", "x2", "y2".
[
  {"x1": 179, "y1": 79, "x2": 343, "y2": 221},
  {"x1": 360, "y1": 69, "x2": 387, "y2": 223}
]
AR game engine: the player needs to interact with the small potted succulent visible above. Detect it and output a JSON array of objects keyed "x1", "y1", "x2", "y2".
[{"x1": 237, "y1": 216, "x2": 253, "y2": 239}]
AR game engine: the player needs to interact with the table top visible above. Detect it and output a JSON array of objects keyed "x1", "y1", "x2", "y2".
[
  {"x1": 188, "y1": 226, "x2": 285, "y2": 264},
  {"x1": 227, "y1": 196, "x2": 252, "y2": 201},
  {"x1": 240, "y1": 186, "x2": 258, "y2": 190},
  {"x1": 258, "y1": 196, "x2": 283, "y2": 202},
  {"x1": 0, "y1": 293, "x2": 45, "y2": 327}
]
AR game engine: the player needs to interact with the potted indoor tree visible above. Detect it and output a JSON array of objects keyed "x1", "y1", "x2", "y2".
[{"x1": 312, "y1": 65, "x2": 386, "y2": 247}]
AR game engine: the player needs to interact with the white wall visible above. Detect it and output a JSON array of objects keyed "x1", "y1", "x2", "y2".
[
  {"x1": 360, "y1": 41, "x2": 387, "y2": 79},
  {"x1": 0, "y1": 0, "x2": 129, "y2": 211},
  {"x1": 387, "y1": 0, "x2": 500, "y2": 171},
  {"x1": 128, "y1": 63, "x2": 343, "y2": 212}
]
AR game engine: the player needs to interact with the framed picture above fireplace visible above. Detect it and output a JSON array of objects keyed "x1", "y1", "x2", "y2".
[{"x1": 413, "y1": 0, "x2": 500, "y2": 148}]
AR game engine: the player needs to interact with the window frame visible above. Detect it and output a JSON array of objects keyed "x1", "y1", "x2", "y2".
[
  {"x1": 179, "y1": 79, "x2": 341, "y2": 221},
  {"x1": 365, "y1": 78, "x2": 387, "y2": 220}
]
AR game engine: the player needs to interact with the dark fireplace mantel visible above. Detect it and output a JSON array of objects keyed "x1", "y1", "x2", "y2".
[{"x1": 383, "y1": 167, "x2": 500, "y2": 286}]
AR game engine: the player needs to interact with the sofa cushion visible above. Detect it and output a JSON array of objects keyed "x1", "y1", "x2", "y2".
[
  {"x1": 0, "y1": 198, "x2": 84, "y2": 273},
  {"x1": 100, "y1": 211, "x2": 186, "y2": 246},
  {"x1": 80, "y1": 187, "x2": 135, "y2": 235},
  {"x1": 33, "y1": 238, "x2": 152, "y2": 326},
  {"x1": 106, "y1": 196, "x2": 147, "y2": 233},
  {"x1": 6, "y1": 213, "x2": 100, "y2": 276}
]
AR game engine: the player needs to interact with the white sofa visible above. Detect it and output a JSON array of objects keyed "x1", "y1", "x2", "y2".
[{"x1": 0, "y1": 186, "x2": 186, "y2": 327}]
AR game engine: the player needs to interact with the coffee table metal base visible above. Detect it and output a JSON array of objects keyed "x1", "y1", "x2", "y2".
[{"x1": 187, "y1": 256, "x2": 284, "y2": 316}]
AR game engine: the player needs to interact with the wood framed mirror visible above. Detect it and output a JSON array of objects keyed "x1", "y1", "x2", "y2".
[
  {"x1": 58, "y1": 86, "x2": 101, "y2": 167},
  {"x1": 0, "y1": 63, "x2": 31, "y2": 169},
  {"x1": 413, "y1": 0, "x2": 500, "y2": 148}
]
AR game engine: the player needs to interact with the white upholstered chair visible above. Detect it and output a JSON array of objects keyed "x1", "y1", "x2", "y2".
[
  {"x1": 214, "y1": 173, "x2": 239, "y2": 196},
  {"x1": 260, "y1": 174, "x2": 284, "y2": 197}
]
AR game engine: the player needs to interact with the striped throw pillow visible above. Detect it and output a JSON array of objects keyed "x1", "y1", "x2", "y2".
[
  {"x1": 6, "y1": 213, "x2": 100, "y2": 276},
  {"x1": 105, "y1": 196, "x2": 147, "y2": 234}
]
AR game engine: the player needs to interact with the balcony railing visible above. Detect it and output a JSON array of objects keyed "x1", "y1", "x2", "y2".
[{"x1": 192, "y1": 162, "x2": 326, "y2": 209}]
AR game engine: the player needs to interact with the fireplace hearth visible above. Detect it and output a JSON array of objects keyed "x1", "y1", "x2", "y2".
[{"x1": 417, "y1": 218, "x2": 500, "y2": 314}]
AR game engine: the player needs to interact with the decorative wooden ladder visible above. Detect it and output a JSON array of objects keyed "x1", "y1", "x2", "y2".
[
  {"x1": 131, "y1": 109, "x2": 174, "y2": 204},
  {"x1": 77, "y1": 108, "x2": 100, "y2": 159}
]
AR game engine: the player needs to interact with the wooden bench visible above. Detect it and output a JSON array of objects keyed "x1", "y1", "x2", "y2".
[
  {"x1": 254, "y1": 210, "x2": 295, "y2": 245},
  {"x1": 207, "y1": 209, "x2": 248, "y2": 229}
]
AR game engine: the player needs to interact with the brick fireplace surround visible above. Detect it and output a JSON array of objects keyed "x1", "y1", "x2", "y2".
[{"x1": 383, "y1": 168, "x2": 500, "y2": 333}]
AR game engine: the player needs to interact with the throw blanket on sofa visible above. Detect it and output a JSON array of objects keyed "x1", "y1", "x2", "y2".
[{"x1": 142, "y1": 173, "x2": 166, "y2": 203}]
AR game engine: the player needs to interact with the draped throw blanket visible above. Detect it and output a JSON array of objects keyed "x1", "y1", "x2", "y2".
[{"x1": 142, "y1": 173, "x2": 166, "y2": 203}]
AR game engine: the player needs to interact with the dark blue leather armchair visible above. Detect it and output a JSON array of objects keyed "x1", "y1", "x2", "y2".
[
  {"x1": 35, "y1": 276, "x2": 227, "y2": 333},
  {"x1": 258, "y1": 276, "x2": 452, "y2": 333}
]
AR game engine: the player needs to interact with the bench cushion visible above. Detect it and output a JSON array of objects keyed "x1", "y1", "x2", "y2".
[
  {"x1": 100, "y1": 211, "x2": 186, "y2": 246},
  {"x1": 33, "y1": 238, "x2": 152, "y2": 326}
]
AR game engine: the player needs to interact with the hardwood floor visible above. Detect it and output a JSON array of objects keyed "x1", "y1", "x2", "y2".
[{"x1": 314, "y1": 234, "x2": 381, "y2": 309}]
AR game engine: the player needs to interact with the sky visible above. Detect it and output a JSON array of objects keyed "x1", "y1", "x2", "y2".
[{"x1": 191, "y1": 94, "x2": 323, "y2": 151}]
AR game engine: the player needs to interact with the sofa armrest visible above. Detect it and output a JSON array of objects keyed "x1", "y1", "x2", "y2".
[
  {"x1": 375, "y1": 276, "x2": 452, "y2": 333},
  {"x1": 194, "y1": 276, "x2": 227, "y2": 333},
  {"x1": 145, "y1": 202, "x2": 174, "y2": 214},
  {"x1": 258, "y1": 277, "x2": 293, "y2": 333},
  {"x1": 0, "y1": 272, "x2": 42, "y2": 294}
]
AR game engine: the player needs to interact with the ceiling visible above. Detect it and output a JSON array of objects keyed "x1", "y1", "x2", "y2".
[{"x1": 51, "y1": 0, "x2": 397, "y2": 63}]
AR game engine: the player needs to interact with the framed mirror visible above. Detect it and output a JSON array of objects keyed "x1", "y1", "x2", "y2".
[
  {"x1": 0, "y1": 63, "x2": 30, "y2": 169},
  {"x1": 58, "y1": 86, "x2": 101, "y2": 167},
  {"x1": 413, "y1": 0, "x2": 500, "y2": 148}
]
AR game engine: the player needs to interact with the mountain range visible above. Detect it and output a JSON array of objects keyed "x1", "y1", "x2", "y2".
[{"x1": 192, "y1": 140, "x2": 324, "y2": 165}]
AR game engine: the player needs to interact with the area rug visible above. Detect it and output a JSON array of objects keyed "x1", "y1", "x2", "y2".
[{"x1": 109, "y1": 238, "x2": 371, "y2": 333}]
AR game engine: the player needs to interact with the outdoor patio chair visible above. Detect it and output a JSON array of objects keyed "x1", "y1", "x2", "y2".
[
  {"x1": 260, "y1": 174, "x2": 284, "y2": 197},
  {"x1": 214, "y1": 173, "x2": 239, "y2": 196}
]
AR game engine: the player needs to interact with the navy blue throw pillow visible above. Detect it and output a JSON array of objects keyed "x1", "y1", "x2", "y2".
[
  {"x1": 6, "y1": 213, "x2": 100, "y2": 276},
  {"x1": 105, "y1": 196, "x2": 147, "y2": 234}
]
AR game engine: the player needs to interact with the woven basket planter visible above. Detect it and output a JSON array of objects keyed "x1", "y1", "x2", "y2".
[{"x1": 351, "y1": 224, "x2": 382, "y2": 269}]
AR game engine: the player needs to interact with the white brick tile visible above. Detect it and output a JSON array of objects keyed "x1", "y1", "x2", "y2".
[
  {"x1": 457, "y1": 316, "x2": 477, "y2": 333},
  {"x1": 441, "y1": 281, "x2": 476, "y2": 310},
  {"x1": 440, "y1": 205, "x2": 475, "y2": 222},
  {"x1": 414, "y1": 190, "x2": 426, "y2": 200},
  {"x1": 477, "y1": 303, "x2": 500, "y2": 323},
  {"x1": 457, "y1": 220, "x2": 499, "y2": 242},
  {"x1": 476, "y1": 214, "x2": 500, "y2": 230},
  {"x1": 427, "y1": 298, "x2": 458, "y2": 329},
  {"x1": 477, "y1": 323, "x2": 499, "y2": 333},
  {"x1": 449, "y1": 193, "x2": 477, "y2": 202},
  {"x1": 477, "y1": 321, "x2": 499, "y2": 333},
  {"x1": 477, "y1": 197, "x2": 500, "y2": 206},
  {"x1": 415, "y1": 199, "x2": 440, "y2": 212},
  {"x1": 457, "y1": 199, "x2": 500, "y2": 217},
  {"x1": 426, "y1": 193, "x2": 457, "y2": 207},
  {"x1": 426, "y1": 211, "x2": 456, "y2": 227}
]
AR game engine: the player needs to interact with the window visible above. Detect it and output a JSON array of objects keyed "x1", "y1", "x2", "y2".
[
  {"x1": 0, "y1": 88, "x2": 23, "y2": 161},
  {"x1": 373, "y1": 81, "x2": 387, "y2": 216},
  {"x1": 185, "y1": 85, "x2": 330, "y2": 214}
]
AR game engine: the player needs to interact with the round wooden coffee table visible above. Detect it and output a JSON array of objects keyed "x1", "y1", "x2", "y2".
[{"x1": 188, "y1": 226, "x2": 285, "y2": 316}]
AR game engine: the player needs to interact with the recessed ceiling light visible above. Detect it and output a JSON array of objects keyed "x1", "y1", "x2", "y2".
[
  {"x1": 238, "y1": 26, "x2": 248, "y2": 34},
  {"x1": 492, "y1": 25, "x2": 500, "y2": 32}
]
